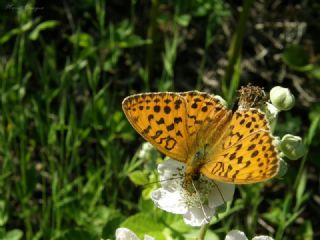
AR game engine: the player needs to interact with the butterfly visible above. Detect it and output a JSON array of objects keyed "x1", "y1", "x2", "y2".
[{"x1": 122, "y1": 91, "x2": 279, "y2": 187}]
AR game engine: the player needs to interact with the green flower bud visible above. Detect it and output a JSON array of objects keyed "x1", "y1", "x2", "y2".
[
  {"x1": 276, "y1": 158, "x2": 287, "y2": 178},
  {"x1": 279, "y1": 134, "x2": 305, "y2": 160},
  {"x1": 263, "y1": 103, "x2": 279, "y2": 125},
  {"x1": 272, "y1": 136, "x2": 281, "y2": 150},
  {"x1": 270, "y1": 86, "x2": 295, "y2": 111}
]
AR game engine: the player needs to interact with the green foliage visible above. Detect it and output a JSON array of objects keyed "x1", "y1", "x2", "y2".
[
  {"x1": 282, "y1": 44, "x2": 320, "y2": 80},
  {"x1": 0, "y1": 0, "x2": 318, "y2": 240}
]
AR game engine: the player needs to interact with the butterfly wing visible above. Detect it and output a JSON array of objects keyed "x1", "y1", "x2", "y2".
[
  {"x1": 200, "y1": 109, "x2": 280, "y2": 184},
  {"x1": 122, "y1": 92, "x2": 190, "y2": 162},
  {"x1": 179, "y1": 91, "x2": 230, "y2": 146}
]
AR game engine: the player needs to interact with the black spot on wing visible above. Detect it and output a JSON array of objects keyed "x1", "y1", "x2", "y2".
[
  {"x1": 154, "y1": 105, "x2": 160, "y2": 112},
  {"x1": 166, "y1": 123, "x2": 174, "y2": 131},
  {"x1": 164, "y1": 106, "x2": 171, "y2": 114}
]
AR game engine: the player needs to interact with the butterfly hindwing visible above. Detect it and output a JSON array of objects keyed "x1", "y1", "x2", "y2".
[{"x1": 201, "y1": 109, "x2": 280, "y2": 184}]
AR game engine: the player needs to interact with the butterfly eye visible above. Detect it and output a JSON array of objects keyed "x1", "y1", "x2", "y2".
[
  {"x1": 195, "y1": 150, "x2": 205, "y2": 161},
  {"x1": 195, "y1": 152, "x2": 201, "y2": 159}
]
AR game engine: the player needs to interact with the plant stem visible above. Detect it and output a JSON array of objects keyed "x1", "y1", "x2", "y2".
[{"x1": 198, "y1": 223, "x2": 209, "y2": 240}]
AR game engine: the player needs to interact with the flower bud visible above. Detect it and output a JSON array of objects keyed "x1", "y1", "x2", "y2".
[
  {"x1": 279, "y1": 134, "x2": 305, "y2": 160},
  {"x1": 270, "y1": 86, "x2": 295, "y2": 111},
  {"x1": 264, "y1": 102, "x2": 279, "y2": 124},
  {"x1": 276, "y1": 158, "x2": 287, "y2": 178}
]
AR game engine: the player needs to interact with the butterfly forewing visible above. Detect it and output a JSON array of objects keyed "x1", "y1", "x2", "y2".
[
  {"x1": 122, "y1": 93, "x2": 189, "y2": 161},
  {"x1": 200, "y1": 109, "x2": 280, "y2": 184}
]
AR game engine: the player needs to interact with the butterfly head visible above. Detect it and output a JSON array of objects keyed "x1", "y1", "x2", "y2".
[
  {"x1": 182, "y1": 143, "x2": 210, "y2": 192},
  {"x1": 183, "y1": 152, "x2": 206, "y2": 192},
  {"x1": 183, "y1": 168, "x2": 200, "y2": 193}
]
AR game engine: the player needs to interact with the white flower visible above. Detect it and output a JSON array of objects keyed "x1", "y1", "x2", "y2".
[
  {"x1": 138, "y1": 142, "x2": 158, "y2": 160},
  {"x1": 115, "y1": 228, "x2": 154, "y2": 240},
  {"x1": 151, "y1": 159, "x2": 235, "y2": 226},
  {"x1": 225, "y1": 230, "x2": 248, "y2": 240},
  {"x1": 225, "y1": 230, "x2": 274, "y2": 240}
]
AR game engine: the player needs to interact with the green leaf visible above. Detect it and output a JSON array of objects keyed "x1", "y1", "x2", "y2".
[
  {"x1": 175, "y1": 14, "x2": 191, "y2": 27},
  {"x1": 0, "y1": 21, "x2": 34, "y2": 44},
  {"x1": 262, "y1": 200, "x2": 283, "y2": 225},
  {"x1": 118, "y1": 35, "x2": 151, "y2": 48},
  {"x1": 0, "y1": 200, "x2": 8, "y2": 226},
  {"x1": 309, "y1": 65, "x2": 320, "y2": 80},
  {"x1": 129, "y1": 171, "x2": 149, "y2": 185},
  {"x1": 0, "y1": 229, "x2": 23, "y2": 240},
  {"x1": 57, "y1": 229, "x2": 96, "y2": 240},
  {"x1": 69, "y1": 33, "x2": 94, "y2": 48},
  {"x1": 282, "y1": 45, "x2": 311, "y2": 70},
  {"x1": 29, "y1": 20, "x2": 60, "y2": 40},
  {"x1": 101, "y1": 216, "x2": 124, "y2": 239},
  {"x1": 121, "y1": 213, "x2": 166, "y2": 240},
  {"x1": 296, "y1": 220, "x2": 313, "y2": 240},
  {"x1": 296, "y1": 170, "x2": 307, "y2": 208}
]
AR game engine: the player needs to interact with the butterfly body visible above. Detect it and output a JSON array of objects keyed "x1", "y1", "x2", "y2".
[
  {"x1": 122, "y1": 91, "x2": 279, "y2": 186},
  {"x1": 184, "y1": 110, "x2": 232, "y2": 187}
]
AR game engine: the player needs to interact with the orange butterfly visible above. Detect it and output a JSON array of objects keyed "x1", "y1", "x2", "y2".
[{"x1": 122, "y1": 91, "x2": 279, "y2": 187}]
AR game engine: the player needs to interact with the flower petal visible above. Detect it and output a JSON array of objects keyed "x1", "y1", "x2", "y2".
[
  {"x1": 151, "y1": 188, "x2": 187, "y2": 214},
  {"x1": 252, "y1": 236, "x2": 274, "y2": 240},
  {"x1": 208, "y1": 181, "x2": 235, "y2": 208},
  {"x1": 144, "y1": 235, "x2": 155, "y2": 240},
  {"x1": 183, "y1": 206, "x2": 215, "y2": 226},
  {"x1": 158, "y1": 159, "x2": 185, "y2": 190},
  {"x1": 116, "y1": 228, "x2": 140, "y2": 240},
  {"x1": 225, "y1": 230, "x2": 248, "y2": 240}
]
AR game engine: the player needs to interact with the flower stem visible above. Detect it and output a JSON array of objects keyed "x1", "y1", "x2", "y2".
[{"x1": 198, "y1": 223, "x2": 209, "y2": 240}]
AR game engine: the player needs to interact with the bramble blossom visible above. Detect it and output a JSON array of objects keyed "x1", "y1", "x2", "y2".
[
  {"x1": 225, "y1": 230, "x2": 274, "y2": 240},
  {"x1": 151, "y1": 159, "x2": 235, "y2": 226}
]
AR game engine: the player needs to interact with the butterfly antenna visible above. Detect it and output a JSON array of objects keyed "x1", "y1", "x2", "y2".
[
  {"x1": 212, "y1": 181, "x2": 226, "y2": 205},
  {"x1": 191, "y1": 180, "x2": 211, "y2": 224}
]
